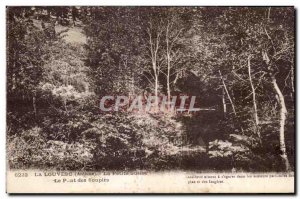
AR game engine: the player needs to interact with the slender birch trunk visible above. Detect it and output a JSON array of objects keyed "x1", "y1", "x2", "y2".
[
  {"x1": 222, "y1": 87, "x2": 227, "y2": 115},
  {"x1": 167, "y1": 71, "x2": 171, "y2": 110},
  {"x1": 147, "y1": 24, "x2": 161, "y2": 101},
  {"x1": 248, "y1": 56, "x2": 259, "y2": 126},
  {"x1": 248, "y1": 56, "x2": 261, "y2": 142},
  {"x1": 272, "y1": 76, "x2": 291, "y2": 171},
  {"x1": 290, "y1": 60, "x2": 295, "y2": 98},
  {"x1": 219, "y1": 70, "x2": 237, "y2": 116},
  {"x1": 154, "y1": 74, "x2": 158, "y2": 99},
  {"x1": 263, "y1": 8, "x2": 291, "y2": 170},
  {"x1": 166, "y1": 22, "x2": 171, "y2": 110}
]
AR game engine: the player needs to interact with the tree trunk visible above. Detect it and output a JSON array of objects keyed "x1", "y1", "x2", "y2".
[
  {"x1": 154, "y1": 74, "x2": 158, "y2": 99},
  {"x1": 155, "y1": 75, "x2": 159, "y2": 111},
  {"x1": 248, "y1": 56, "x2": 261, "y2": 141},
  {"x1": 248, "y1": 56, "x2": 259, "y2": 126},
  {"x1": 219, "y1": 70, "x2": 237, "y2": 116},
  {"x1": 147, "y1": 24, "x2": 161, "y2": 101},
  {"x1": 290, "y1": 60, "x2": 294, "y2": 98},
  {"x1": 166, "y1": 54, "x2": 171, "y2": 110},
  {"x1": 222, "y1": 87, "x2": 227, "y2": 115},
  {"x1": 166, "y1": 22, "x2": 171, "y2": 110},
  {"x1": 272, "y1": 76, "x2": 291, "y2": 171},
  {"x1": 167, "y1": 73, "x2": 171, "y2": 110}
]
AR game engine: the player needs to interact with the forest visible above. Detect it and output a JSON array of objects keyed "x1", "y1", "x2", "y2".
[{"x1": 7, "y1": 6, "x2": 295, "y2": 172}]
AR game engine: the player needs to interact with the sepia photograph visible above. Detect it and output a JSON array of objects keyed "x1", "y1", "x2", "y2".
[{"x1": 6, "y1": 5, "x2": 295, "y2": 193}]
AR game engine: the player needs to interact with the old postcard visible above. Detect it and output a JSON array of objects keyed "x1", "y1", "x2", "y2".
[{"x1": 6, "y1": 6, "x2": 295, "y2": 193}]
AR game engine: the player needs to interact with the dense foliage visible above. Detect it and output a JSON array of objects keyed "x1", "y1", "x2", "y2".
[{"x1": 7, "y1": 7, "x2": 294, "y2": 171}]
